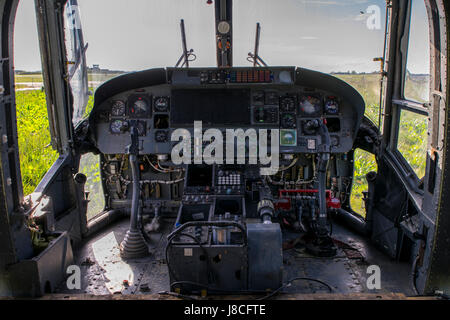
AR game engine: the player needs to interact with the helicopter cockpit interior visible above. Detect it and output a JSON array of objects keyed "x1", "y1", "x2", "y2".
[{"x1": 0, "y1": 0, "x2": 449, "y2": 299}]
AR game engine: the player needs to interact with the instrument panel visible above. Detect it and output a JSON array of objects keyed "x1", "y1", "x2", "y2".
[{"x1": 90, "y1": 67, "x2": 365, "y2": 156}]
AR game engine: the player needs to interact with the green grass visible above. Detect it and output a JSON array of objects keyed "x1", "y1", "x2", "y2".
[
  {"x1": 338, "y1": 73, "x2": 429, "y2": 216},
  {"x1": 397, "y1": 110, "x2": 428, "y2": 178},
  {"x1": 16, "y1": 89, "x2": 104, "y2": 218},
  {"x1": 335, "y1": 73, "x2": 382, "y2": 126},
  {"x1": 16, "y1": 90, "x2": 58, "y2": 195},
  {"x1": 350, "y1": 149, "x2": 377, "y2": 217}
]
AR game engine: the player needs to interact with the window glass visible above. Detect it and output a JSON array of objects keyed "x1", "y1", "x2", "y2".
[
  {"x1": 14, "y1": 1, "x2": 58, "y2": 196},
  {"x1": 234, "y1": 0, "x2": 387, "y2": 127},
  {"x1": 397, "y1": 109, "x2": 428, "y2": 178},
  {"x1": 404, "y1": 0, "x2": 430, "y2": 103},
  {"x1": 351, "y1": 149, "x2": 377, "y2": 217},
  {"x1": 79, "y1": 154, "x2": 105, "y2": 220},
  {"x1": 76, "y1": 0, "x2": 216, "y2": 91},
  {"x1": 64, "y1": 0, "x2": 90, "y2": 125}
]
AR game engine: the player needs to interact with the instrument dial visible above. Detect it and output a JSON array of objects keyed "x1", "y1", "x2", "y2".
[
  {"x1": 299, "y1": 95, "x2": 322, "y2": 116},
  {"x1": 154, "y1": 97, "x2": 170, "y2": 112},
  {"x1": 110, "y1": 119, "x2": 129, "y2": 134},
  {"x1": 129, "y1": 95, "x2": 151, "y2": 117},
  {"x1": 280, "y1": 96, "x2": 296, "y2": 112},
  {"x1": 111, "y1": 100, "x2": 126, "y2": 116},
  {"x1": 281, "y1": 113, "x2": 296, "y2": 129},
  {"x1": 325, "y1": 97, "x2": 339, "y2": 115},
  {"x1": 330, "y1": 135, "x2": 340, "y2": 147},
  {"x1": 155, "y1": 130, "x2": 169, "y2": 143}
]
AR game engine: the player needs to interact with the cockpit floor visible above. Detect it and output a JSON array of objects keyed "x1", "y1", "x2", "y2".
[{"x1": 54, "y1": 217, "x2": 416, "y2": 298}]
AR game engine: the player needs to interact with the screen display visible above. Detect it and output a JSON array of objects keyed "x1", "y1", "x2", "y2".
[{"x1": 171, "y1": 89, "x2": 251, "y2": 126}]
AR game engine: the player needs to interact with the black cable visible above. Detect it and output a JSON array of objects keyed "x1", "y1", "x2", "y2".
[
  {"x1": 166, "y1": 274, "x2": 334, "y2": 299},
  {"x1": 168, "y1": 280, "x2": 267, "y2": 294},
  {"x1": 257, "y1": 277, "x2": 334, "y2": 300},
  {"x1": 165, "y1": 231, "x2": 216, "y2": 287},
  {"x1": 166, "y1": 277, "x2": 334, "y2": 299},
  {"x1": 158, "y1": 290, "x2": 199, "y2": 300}
]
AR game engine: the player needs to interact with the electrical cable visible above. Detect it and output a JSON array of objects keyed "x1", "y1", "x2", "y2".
[
  {"x1": 166, "y1": 232, "x2": 216, "y2": 287},
  {"x1": 257, "y1": 277, "x2": 334, "y2": 300},
  {"x1": 158, "y1": 290, "x2": 199, "y2": 300},
  {"x1": 165, "y1": 276, "x2": 334, "y2": 299}
]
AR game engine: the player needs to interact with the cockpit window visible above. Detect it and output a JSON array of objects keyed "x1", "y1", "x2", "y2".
[
  {"x1": 76, "y1": 0, "x2": 216, "y2": 90},
  {"x1": 64, "y1": 0, "x2": 89, "y2": 125},
  {"x1": 234, "y1": 0, "x2": 387, "y2": 127},
  {"x1": 74, "y1": 0, "x2": 388, "y2": 125},
  {"x1": 404, "y1": 0, "x2": 430, "y2": 103}
]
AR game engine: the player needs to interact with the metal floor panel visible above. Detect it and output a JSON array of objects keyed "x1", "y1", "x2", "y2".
[{"x1": 54, "y1": 217, "x2": 415, "y2": 297}]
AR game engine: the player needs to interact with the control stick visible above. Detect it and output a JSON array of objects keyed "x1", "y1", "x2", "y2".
[
  {"x1": 120, "y1": 122, "x2": 149, "y2": 259},
  {"x1": 305, "y1": 120, "x2": 337, "y2": 257}
]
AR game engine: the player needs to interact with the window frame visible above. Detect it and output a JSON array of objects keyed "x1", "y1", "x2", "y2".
[{"x1": 387, "y1": 0, "x2": 431, "y2": 190}]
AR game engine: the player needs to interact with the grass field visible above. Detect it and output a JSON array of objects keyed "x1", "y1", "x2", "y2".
[
  {"x1": 16, "y1": 88, "x2": 103, "y2": 218},
  {"x1": 15, "y1": 72, "x2": 428, "y2": 219},
  {"x1": 16, "y1": 90, "x2": 58, "y2": 195}
]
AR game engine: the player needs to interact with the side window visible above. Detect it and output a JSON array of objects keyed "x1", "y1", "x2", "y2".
[
  {"x1": 351, "y1": 149, "x2": 377, "y2": 217},
  {"x1": 79, "y1": 154, "x2": 105, "y2": 220},
  {"x1": 14, "y1": 1, "x2": 58, "y2": 196},
  {"x1": 396, "y1": 110, "x2": 428, "y2": 178},
  {"x1": 404, "y1": 0, "x2": 430, "y2": 103},
  {"x1": 64, "y1": 0, "x2": 89, "y2": 125},
  {"x1": 396, "y1": 0, "x2": 429, "y2": 180}
]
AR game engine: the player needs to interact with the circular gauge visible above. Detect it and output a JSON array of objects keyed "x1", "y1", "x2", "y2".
[
  {"x1": 325, "y1": 97, "x2": 339, "y2": 115},
  {"x1": 110, "y1": 120, "x2": 129, "y2": 134},
  {"x1": 129, "y1": 95, "x2": 151, "y2": 117},
  {"x1": 330, "y1": 135, "x2": 340, "y2": 147},
  {"x1": 302, "y1": 119, "x2": 320, "y2": 135},
  {"x1": 111, "y1": 100, "x2": 126, "y2": 116},
  {"x1": 280, "y1": 96, "x2": 296, "y2": 112},
  {"x1": 155, "y1": 130, "x2": 169, "y2": 143},
  {"x1": 154, "y1": 97, "x2": 169, "y2": 112},
  {"x1": 217, "y1": 21, "x2": 231, "y2": 34},
  {"x1": 299, "y1": 95, "x2": 322, "y2": 115},
  {"x1": 281, "y1": 113, "x2": 296, "y2": 129}
]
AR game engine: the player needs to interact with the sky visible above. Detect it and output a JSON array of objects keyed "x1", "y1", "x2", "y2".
[{"x1": 13, "y1": 0, "x2": 430, "y2": 74}]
